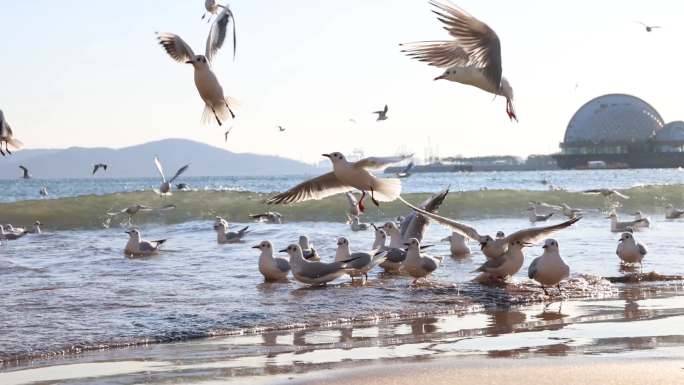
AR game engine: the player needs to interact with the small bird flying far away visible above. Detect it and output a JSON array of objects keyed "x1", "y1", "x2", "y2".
[
  {"x1": 157, "y1": 5, "x2": 237, "y2": 126},
  {"x1": 278, "y1": 125, "x2": 286, "y2": 132},
  {"x1": 18, "y1": 165, "x2": 30, "y2": 179},
  {"x1": 92, "y1": 163, "x2": 108, "y2": 175},
  {"x1": 636, "y1": 21, "x2": 662, "y2": 33},
  {"x1": 267, "y1": 153, "x2": 411, "y2": 212},
  {"x1": 401, "y1": 1, "x2": 516, "y2": 121},
  {"x1": 373, "y1": 105, "x2": 388, "y2": 121}
]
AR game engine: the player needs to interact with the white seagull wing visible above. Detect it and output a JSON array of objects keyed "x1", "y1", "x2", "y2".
[
  {"x1": 154, "y1": 157, "x2": 166, "y2": 182},
  {"x1": 354, "y1": 154, "x2": 413, "y2": 170},
  {"x1": 429, "y1": 0, "x2": 502, "y2": 88},
  {"x1": 266, "y1": 172, "x2": 349, "y2": 204},
  {"x1": 205, "y1": 5, "x2": 236, "y2": 62},
  {"x1": 504, "y1": 217, "x2": 582, "y2": 245},
  {"x1": 398, "y1": 196, "x2": 483, "y2": 241},
  {"x1": 157, "y1": 32, "x2": 196, "y2": 63}
]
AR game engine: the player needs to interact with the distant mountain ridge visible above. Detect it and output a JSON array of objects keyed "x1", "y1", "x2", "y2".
[{"x1": 0, "y1": 139, "x2": 322, "y2": 179}]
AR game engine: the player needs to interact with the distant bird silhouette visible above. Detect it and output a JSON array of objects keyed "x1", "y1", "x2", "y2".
[
  {"x1": 92, "y1": 163, "x2": 108, "y2": 175},
  {"x1": 278, "y1": 125, "x2": 286, "y2": 132},
  {"x1": 224, "y1": 126, "x2": 233, "y2": 142},
  {"x1": 373, "y1": 104, "x2": 388, "y2": 121},
  {"x1": 18, "y1": 165, "x2": 30, "y2": 179},
  {"x1": 636, "y1": 21, "x2": 662, "y2": 32}
]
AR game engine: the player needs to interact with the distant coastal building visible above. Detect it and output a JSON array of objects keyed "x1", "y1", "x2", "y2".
[{"x1": 553, "y1": 94, "x2": 684, "y2": 169}]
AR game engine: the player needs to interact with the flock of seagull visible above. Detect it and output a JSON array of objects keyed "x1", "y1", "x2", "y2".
[{"x1": 0, "y1": 2, "x2": 674, "y2": 294}]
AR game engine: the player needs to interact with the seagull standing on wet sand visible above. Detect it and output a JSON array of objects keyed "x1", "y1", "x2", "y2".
[
  {"x1": 349, "y1": 215, "x2": 370, "y2": 231},
  {"x1": 39, "y1": 187, "x2": 49, "y2": 197},
  {"x1": 280, "y1": 244, "x2": 357, "y2": 286},
  {"x1": 157, "y1": 5, "x2": 237, "y2": 126},
  {"x1": 153, "y1": 157, "x2": 189, "y2": 196},
  {"x1": 0, "y1": 227, "x2": 28, "y2": 240},
  {"x1": 401, "y1": 1, "x2": 517, "y2": 121},
  {"x1": 334, "y1": 237, "x2": 387, "y2": 283},
  {"x1": 124, "y1": 228, "x2": 167, "y2": 257},
  {"x1": 0, "y1": 110, "x2": 23, "y2": 156},
  {"x1": 92, "y1": 164, "x2": 108, "y2": 175},
  {"x1": 253, "y1": 241, "x2": 290, "y2": 282},
  {"x1": 631, "y1": 211, "x2": 650, "y2": 229},
  {"x1": 665, "y1": 204, "x2": 684, "y2": 219},
  {"x1": 616, "y1": 232, "x2": 647, "y2": 265},
  {"x1": 213, "y1": 221, "x2": 249, "y2": 244},
  {"x1": 475, "y1": 239, "x2": 529, "y2": 280},
  {"x1": 527, "y1": 206, "x2": 553, "y2": 223},
  {"x1": 401, "y1": 238, "x2": 441, "y2": 284},
  {"x1": 400, "y1": 197, "x2": 582, "y2": 260},
  {"x1": 18, "y1": 166, "x2": 30, "y2": 179},
  {"x1": 298, "y1": 235, "x2": 320, "y2": 261},
  {"x1": 373, "y1": 105, "x2": 388, "y2": 121},
  {"x1": 442, "y1": 231, "x2": 470, "y2": 257},
  {"x1": 266, "y1": 153, "x2": 411, "y2": 212},
  {"x1": 528, "y1": 239, "x2": 570, "y2": 295},
  {"x1": 608, "y1": 212, "x2": 646, "y2": 233}
]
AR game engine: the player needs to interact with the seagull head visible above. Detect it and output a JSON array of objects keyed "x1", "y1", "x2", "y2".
[
  {"x1": 495, "y1": 231, "x2": 505, "y2": 239},
  {"x1": 403, "y1": 238, "x2": 420, "y2": 251},
  {"x1": 322, "y1": 152, "x2": 345, "y2": 163},
  {"x1": 542, "y1": 239, "x2": 559, "y2": 252},
  {"x1": 252, "y1": 240, "x2": 272, "y2": 251},
  {"x1": 125, "y1": 228, "x2": 141, "y2": 238},
  {"x1": 480, "y1": 235, "x2": 494, "y2": 249},
  {"x1": 187, "y1": 55, "x2": 209, "y2": 67},
  {"x1": 279, "y1": 244, "x2": 302, "y2": 256},
  {"x1": 336, "y1": 237, "x2": 349, "y2": 247},
  {"x1": 619, "y1": 233, "x2": 634, "y2": 243}
]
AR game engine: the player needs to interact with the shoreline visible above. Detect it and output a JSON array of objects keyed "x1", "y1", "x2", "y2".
[{"x1": 285, "y1": 355, "x2": 684, "y2": 385}]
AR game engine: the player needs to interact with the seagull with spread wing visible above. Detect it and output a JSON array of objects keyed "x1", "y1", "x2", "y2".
[
  {"x1": 266, "y1": 152, "x2": 411, "y2": 212},
  {"x1": 399, "y1": 197, "x2": 581, "y2": 260},
  {"x1": 154, "y1": 157, "x2": 190, "y2": 196},
  {"x1": 636, "y1": 21, "x2": 662, "y2": 33},
  {"x1": 401, "y1": 1, "x2": 516, "y2": 121},
  {"x1": 92, "y1": 163, "x2": 108, "y2": 175},
  {"x1": 157, "y1": 5, "x2": 236, "y2": 126}
]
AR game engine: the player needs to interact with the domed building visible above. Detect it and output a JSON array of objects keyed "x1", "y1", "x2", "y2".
[{"x1": 554, "y1": 94, "x2": 684, "y2": 169}]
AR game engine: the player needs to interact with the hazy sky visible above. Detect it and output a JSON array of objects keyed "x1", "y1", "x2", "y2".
[{"x1": 1, "y1": 0, "x2": 682, "y2": 163}]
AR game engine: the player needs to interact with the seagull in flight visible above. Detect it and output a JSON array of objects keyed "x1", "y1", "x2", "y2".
[
  {"x1": 224, "y1": 126, "x2": 233, "y2": 142},
  {"x1": 583, "y1": 189, "x2": 629, "y2": 200},
  {"x1": 401, "y1": 1, "x2": 516, "y2": 121},
  {"x1": 399, "y1": 196, "x2": 581, "y2": 260},
  {"x1": 157, "y1": 5, "x2": 237, "y2": 126},
  {"x1": 154, "y1": 157, "x2": 190, "y2": 196},
  {"x1": 92, "y1": 163, "x2": 108, "y2": 175},
  {"x1": 636, "y1": 21, "x2": 662, "y2": 32},
  {"x1": 0, "y1": 109, "x2": 23, "y2": 156},
  {"x1": 373, "y1": 105, "x2": 388, "y2": 121},
  {"x1": 278, "y1": 125, "x2": 286, "y2": 132},
  {"x1": 18, "y1": 165, "x2": 30, "y2": 179},
  {"x1": 267, "y1": 152, "x2": 411, "y2": 212}
]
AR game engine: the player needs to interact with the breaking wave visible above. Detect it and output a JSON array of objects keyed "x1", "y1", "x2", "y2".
[{"x1": 0, "y1": 184, "x2": 682, "y2": 230}]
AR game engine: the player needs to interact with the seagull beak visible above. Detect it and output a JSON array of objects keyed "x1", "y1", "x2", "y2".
[
  {"x1": 251, "y1": 245, "x2": 261, "y2": 249},
  {"x1": 321, "y1": 153, "x2": 331, "y2": 158},
  {"x1": 542, "y1": 245, "x2": 548, "y2": 249},
  {"x1": 278, "y1": 248, "x2": 288, "y2": 253},
  {"x1": 419, "y1": 245, "x2": 434, "y2": 250},
  {"x1": 434, "y1": 74, "x2": 446, "y2": 81},
  {"x1": 403, "y1": 243, "x2": 411, "y2": 247},
  {"x1": 185, "y1": 60, "x2": 193, "y2": 64}
]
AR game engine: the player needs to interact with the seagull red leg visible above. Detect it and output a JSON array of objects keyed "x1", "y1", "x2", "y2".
[{"x1": 358, "y1": 191, "x2": 366, "y2": 213}]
